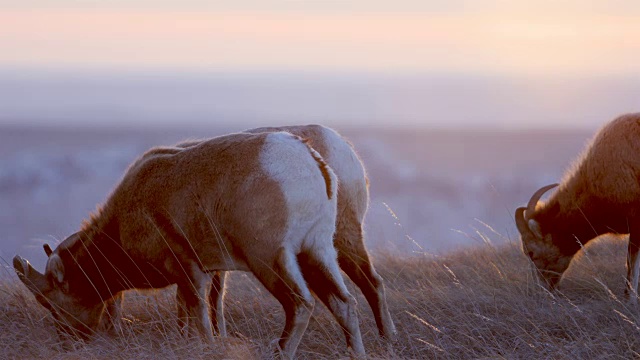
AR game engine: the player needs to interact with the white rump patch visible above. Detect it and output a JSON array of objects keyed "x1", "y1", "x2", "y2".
[
  {"x1": 260, "y1": 132, "x2": 306, "y2": 182},
  {"x1": 259, "y1": 132, "x2": 330, "y2": 204},
  {"x1": 259, "y1": 131, "x2": 337, "y2": 251}
]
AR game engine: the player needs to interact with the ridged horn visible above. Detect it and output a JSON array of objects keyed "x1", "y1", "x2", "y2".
[
  {"x1": 13, "y1": 255, "x2": 49, "y2": 294},
  {"x1": 525, "y1": 183, "x2": 559, "y2": 219},
  {"x1": 514, "y1": 207, "x2": 530, "y2": 235}
]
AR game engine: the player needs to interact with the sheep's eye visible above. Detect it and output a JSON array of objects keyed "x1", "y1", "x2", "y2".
[{"x1": 528, "y1": 251, "x2": 534, "y2": 258}]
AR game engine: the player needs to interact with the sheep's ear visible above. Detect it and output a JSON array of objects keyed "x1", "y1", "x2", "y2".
[
  {"x1": 43, "y1": 244, "x2": 53, "y2": 257},
  {"x1": 528, "y1": 219, "x2": 543, "y2": 239},
  {"x1": 47, "y1": 254, "x2": 65, "y2": 284}
]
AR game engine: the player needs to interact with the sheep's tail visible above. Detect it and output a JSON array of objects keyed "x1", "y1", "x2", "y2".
[{"x1": 299, "y1": 138, "x2": 336, "y2": 200}]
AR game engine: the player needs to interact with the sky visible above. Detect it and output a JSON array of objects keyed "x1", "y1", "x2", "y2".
[
  {"x1": 2, "y1": 0, "x2": 640, "y2": 75},
  {"x1": 1, "y1": 1, "x2": 639, "y2": 128}
]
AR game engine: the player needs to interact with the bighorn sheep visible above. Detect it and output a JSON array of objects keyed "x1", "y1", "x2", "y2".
[
  {"x1": 102, "y1": 125, "x2": 396, "y2": 340},
  {"x1": 515, "y1": 113, "x2": 640, "y2": 296},
  {"x1": 244, "y1": 125, "x2": 395, "y2": 339},
  {"x1": 14, "y1": 131, "x2": 365, "y2": 358}
]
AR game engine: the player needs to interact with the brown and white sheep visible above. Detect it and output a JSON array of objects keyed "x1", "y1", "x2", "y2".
[
  {"x1": 515, "y1": 113, "x2": 640, "y2": 297},
  {"x1": 14, "y1": 131, "x2": 365, "y2": 358},
  {"x1": 240, "y1": 125, "x2": 395, "y2": 339},
  {"x1": 102, "y1": 125, "x2": 396, "y2": 340}
]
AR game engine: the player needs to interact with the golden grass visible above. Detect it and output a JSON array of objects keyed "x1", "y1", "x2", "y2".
[{"x1": 2, "y1": 236, "x2": 640, "y2": 359}]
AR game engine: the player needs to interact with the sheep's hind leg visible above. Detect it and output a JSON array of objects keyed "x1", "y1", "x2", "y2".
[
  {"x1": 299, "y1": 247, "x2": 366, "y2": 357},
  {"x1": 336, "y1": 227, "x2": 396, "y2": 339},
  {"x1": 250, "y1": 248, "x2": 315, "y2": 359}
]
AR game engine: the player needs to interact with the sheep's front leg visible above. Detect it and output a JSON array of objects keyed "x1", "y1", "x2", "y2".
[
  {"x1": 99, "y1": 292, "x2": 124, "y2": 335},
  {"x1": 627, "y1": 227, "x2": 640, "y2": 303},
  {"x1": 208, "y1": 270, "x2": 227, "y2": 336},
  {"x1": 178, "y1": 275, "x2": 215, "y2": 343}
]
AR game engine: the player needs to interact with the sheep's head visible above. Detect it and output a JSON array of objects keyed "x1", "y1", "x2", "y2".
[
  {"x1": 13, "y1": 238, "x2": 104, "y2": 340},
  {"x1": 515, "y1": 184, "x2": 571, "y2": 290}
]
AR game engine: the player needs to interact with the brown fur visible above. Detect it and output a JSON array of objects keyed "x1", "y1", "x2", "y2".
[
  {"x1": 518, "y1": 113, "x2": 640, "y2": 294},
  {"x1": 157, "y1": 125, "x2": 395, "y2": 339},
  {"x1": 14, "y1": 131, "x2": 366, "y2": 358}
]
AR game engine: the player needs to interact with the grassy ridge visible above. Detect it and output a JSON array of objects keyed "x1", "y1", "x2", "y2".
[{"x1": 1, "y1": 236, "x2": 639, "y2": 359}]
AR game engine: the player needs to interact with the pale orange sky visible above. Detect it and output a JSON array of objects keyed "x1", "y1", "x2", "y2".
[{"x1": 2, "y1": 1, "x2": 640, "y2": 75}]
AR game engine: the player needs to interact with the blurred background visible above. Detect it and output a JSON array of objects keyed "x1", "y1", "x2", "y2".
[{"x1": 1, "y1": 0, "x2": 639, "y2": 269}]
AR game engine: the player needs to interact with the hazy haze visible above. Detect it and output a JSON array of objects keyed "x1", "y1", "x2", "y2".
[{"x1": 2, "y1": 1, "x2": 639, "y2": 128}]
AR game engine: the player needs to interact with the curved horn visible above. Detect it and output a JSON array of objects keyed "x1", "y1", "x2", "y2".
[
  {"x1": 13, "y1": 256, "x2": 30, "y2": 278},
  {"x1": 526, "y1": 183, "x2": 559, "y2": 218},
  {"x1": 514, "y1": 207, "x2": 531, "y2": 235},
  {"x1": 13, "y1": 255, "x2": 49, "y2": 293}
]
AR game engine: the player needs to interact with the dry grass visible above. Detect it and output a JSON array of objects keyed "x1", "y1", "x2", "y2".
[{"x1": 2, "y1": 235, "x2": 640, "y2": 359}]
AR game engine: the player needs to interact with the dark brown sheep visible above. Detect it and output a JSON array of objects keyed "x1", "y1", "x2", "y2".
[{"x1": 516, "y1": 113, "x2": 640, "y2": 298}]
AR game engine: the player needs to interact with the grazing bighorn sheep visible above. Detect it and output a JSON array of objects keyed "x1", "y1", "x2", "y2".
[
  {"x1": 14, "y1": 131, "x2": 365, "y2": 358},
  {"x1": 102, "y1": 125, "x2": 396, "y2": 340},
  {"x1": 515, "y1": 113, "x2": 640, "y2": 296},
  {"x1": 244, "y1": 125, "x2": 395, "y2": 339}
]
